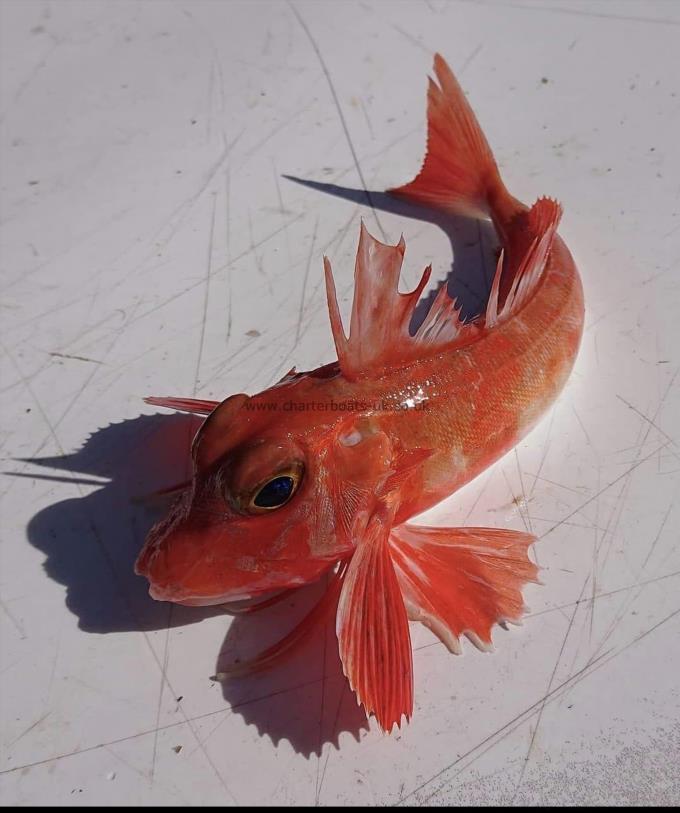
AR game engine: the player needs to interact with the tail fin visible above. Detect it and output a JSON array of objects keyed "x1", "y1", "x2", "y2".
[{"x1": 389, "y1": 53, "x2": 506, "y2": 219}]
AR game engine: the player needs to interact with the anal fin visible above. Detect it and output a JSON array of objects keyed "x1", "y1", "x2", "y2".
[
  {"x1": 389, "y1": 525, "x2": 539, "y2": 653},
  {"x1": 214, "y1": 565, "x2": 346, "y2": 679}
]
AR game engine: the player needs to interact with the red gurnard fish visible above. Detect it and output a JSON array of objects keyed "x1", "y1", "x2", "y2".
[{"x1": 136, "y1": 54, "x2": 584, "y2": 732}]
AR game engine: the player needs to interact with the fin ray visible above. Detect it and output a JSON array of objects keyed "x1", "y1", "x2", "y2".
[{"x1": 144, "y1": 396, "x2": 218, "y2": 415}]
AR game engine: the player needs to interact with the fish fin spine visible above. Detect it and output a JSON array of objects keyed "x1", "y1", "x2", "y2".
[
  {"x1": 388, "y1": 53, "x2": 508, "y2": 218},
  {"x1": 144, "y1": 396, "x2": 219, "y2": 415},
  {"x1": 389, "y1": 524, "x2": 539, "y2": 652}
]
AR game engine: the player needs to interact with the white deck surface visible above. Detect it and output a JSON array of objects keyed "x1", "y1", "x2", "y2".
[{"x1": 1, "y1": 0, "x2": 679, "y2": 805}]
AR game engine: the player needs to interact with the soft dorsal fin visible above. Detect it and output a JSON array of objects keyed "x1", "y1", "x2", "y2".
[
  {"x1": 324, "y1": 223, "x2": 480, "y2": 380},
  {"x1": 485, "y1": 197, "x2": 562, "y2": 328}
]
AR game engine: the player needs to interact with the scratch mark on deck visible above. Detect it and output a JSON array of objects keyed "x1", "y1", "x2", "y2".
[
  {"x1": 289, "y1": 2, "x2": 388, "y2": 241},
  {"x1": 295, "y1": 215, "x2": 319, "y2": 344}
]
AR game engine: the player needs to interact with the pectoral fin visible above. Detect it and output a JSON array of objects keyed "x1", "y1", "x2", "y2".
[
  {"x1": 390, "y1": 525, "x2": 539, "y2": 654},
  {"x1": 336, "y1": 510, "x2": 413, "y2": 733}
]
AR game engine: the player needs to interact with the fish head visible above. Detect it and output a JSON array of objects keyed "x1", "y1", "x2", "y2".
[{"x1": 135, "y1": 390, "x2": 394, "y2": 605}]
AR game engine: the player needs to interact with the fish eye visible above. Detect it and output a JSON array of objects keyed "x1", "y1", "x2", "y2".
[{"x1": 247, "y1": 466, "x2": 303, "y2": 513}]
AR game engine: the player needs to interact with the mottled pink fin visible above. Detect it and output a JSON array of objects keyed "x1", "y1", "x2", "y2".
[
  {"x1": 144, "y1": 396, "x2": 219, "y2": 415},
  {"x1": 336, "y1": 510, "x2": 413, "y2": 733},
  {"x1": 390, "y1": 525, "x2": 539, "y2": 654},
  {"x1": 324, "y1": 223, "x2": 480, "y2": 380},
  {"x1": 485, "y1": 197, "x2": 562, "y2": 327},
  {"x1": 388, "y1": 53, "x2": 503, "y2": 218}
]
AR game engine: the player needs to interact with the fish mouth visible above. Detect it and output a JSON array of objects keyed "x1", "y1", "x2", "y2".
[
  {"x1": 147, "y1": 582, "x2": 217, "y2": 605},
  {"x1": 147, "y1": 583, "x2": 177, "y2": 601},
  {"x1": 147, "y1": 582, "x2": 268, "y2": 606}
]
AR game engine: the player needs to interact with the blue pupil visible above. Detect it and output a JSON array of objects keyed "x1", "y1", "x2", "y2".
[{"x1": 254, "y1": 476, "x2": 294, "y2": 508}]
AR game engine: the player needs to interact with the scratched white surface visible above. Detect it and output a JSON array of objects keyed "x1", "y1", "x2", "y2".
[{"x1": 1, "y1": 0, "x2": 679, "y2": 806}]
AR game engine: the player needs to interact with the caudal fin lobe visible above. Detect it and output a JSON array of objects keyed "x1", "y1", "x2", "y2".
[{"x1": 389, "y1": 53, "x2": 508, "y2": 219}]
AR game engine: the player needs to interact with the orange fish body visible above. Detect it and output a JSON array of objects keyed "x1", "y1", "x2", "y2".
[{"x1": 136, "y1": 55, "x2": 584, "y2": 732}]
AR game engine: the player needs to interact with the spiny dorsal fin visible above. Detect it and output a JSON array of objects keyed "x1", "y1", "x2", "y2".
[{"x1": 324, "y1": 223, "x2": 480, "y2": 380}]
